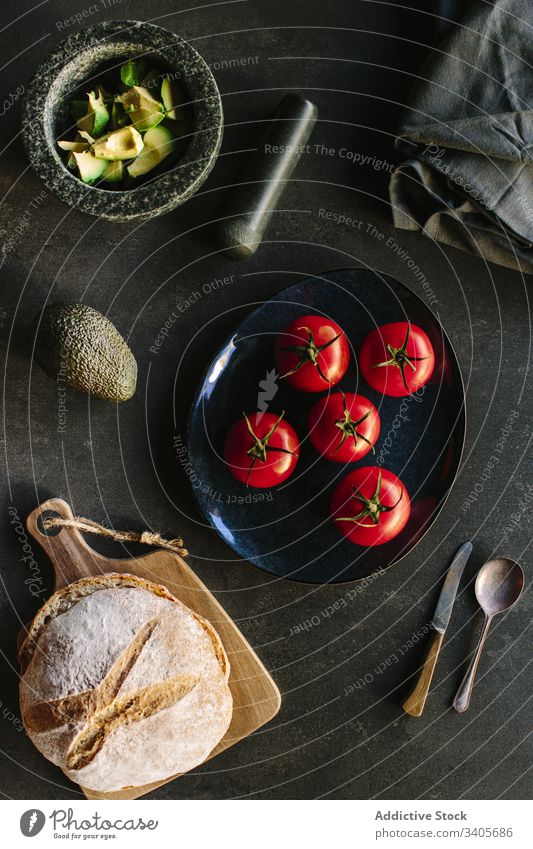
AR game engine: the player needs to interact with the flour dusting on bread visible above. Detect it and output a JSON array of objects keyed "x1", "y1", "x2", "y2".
[{"x1": 19, "y1": 574, "x2": 233, "y2": 792}]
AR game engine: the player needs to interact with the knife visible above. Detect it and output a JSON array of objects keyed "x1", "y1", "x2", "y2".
[{"x1": 402, "y1": 541, "x2": 473, "y2": 717}]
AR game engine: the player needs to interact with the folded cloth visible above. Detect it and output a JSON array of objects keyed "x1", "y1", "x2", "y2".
[{"x1": 390, "y1": 0, "x2": 533, "y2": 274}]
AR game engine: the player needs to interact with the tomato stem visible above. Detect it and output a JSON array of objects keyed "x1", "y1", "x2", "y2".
[
  {"x1": 372, "y1": 323, "x2": 428, "y2": 393},
  {"x1": 335, "y1": 470, "x2": 403, "y2": 527},
  {"x1": 242, "y1": 411, "x2": 296, "y2": 486},
  {"x1": 278, "y1": 324, "x2": 342, "y2": 384},
  {"x1": 334, "y1": 392, "x2": 375, "y2": 454}
]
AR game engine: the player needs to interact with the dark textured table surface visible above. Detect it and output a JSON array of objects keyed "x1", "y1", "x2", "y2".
[{"x1": 0, "y1": 1, "x2": 531, "y2": 800}]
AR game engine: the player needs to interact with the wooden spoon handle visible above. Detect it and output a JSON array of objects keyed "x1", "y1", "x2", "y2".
[
  {"x1": 453, "y1": 615, "x2": 492, "y2": 713},
  {"x1": 402, "y1": 629, "x2": 445, "y2": 717}
]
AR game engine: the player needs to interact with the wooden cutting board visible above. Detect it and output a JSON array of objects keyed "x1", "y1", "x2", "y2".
[{"x1": 22, "y1": 498, "x2": 281, "y2": 800}]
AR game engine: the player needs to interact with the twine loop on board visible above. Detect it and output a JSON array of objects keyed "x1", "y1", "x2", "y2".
[{"x1": 42, "y1": 516, "x2": 188, "y2": 558}]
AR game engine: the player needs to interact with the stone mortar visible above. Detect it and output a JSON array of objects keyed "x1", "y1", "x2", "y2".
[{"x1": 22, "y1": 19, "x2": 224, "y2": 222}]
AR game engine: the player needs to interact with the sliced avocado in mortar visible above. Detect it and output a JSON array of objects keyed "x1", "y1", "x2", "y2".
[
  {"x1": 102, "y1": 160, "x2": 124, "y2": 182},
  {"x1": 92, "y1": 126, "x2": 144, "y2": 160},
  {"x1": 61, "y1": 133, "x2": 90, "y2": 169},
  {"x1": 72, "y1": 151, "x2": 108, "y2": 183},
  {"x1": 117, "y1": 86, "x2": 164, "y2": 132},
  {"x1": 120, "y1": 58, "x2": 148, "y2": 88},
  {"x1": 110, "y1": 100, "x2": 128, "y2": 130},
  {"x1": 77, "y1": 90, "x2": 109, "y2": 137},
  {"x1": 78, "y1": 130, "x2": 95, "y2": 144},
  {"x1": 57, "y1": 140, "x2": 90, "y2": 153},
  {"x1": 161, "y1": 76, "x2": 186, "y2": 121},
  {"x1": 127, "y1": 125, "x2": 177, "y2": 178},
  {"x1": 34, "y1": 303, "x2": 137, "y2": 403}
]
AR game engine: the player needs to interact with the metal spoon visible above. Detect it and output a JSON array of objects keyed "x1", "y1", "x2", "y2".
[{"x1": 453, "y1": 557, "x2": 525, "y2": 713}]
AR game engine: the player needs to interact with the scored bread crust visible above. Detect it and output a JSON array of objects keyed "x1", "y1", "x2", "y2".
[
  {"x1": 19, "y1": 573, "x2": 233, "y2": 792},
  {"x1": 19, "y1": 573, "x2": 229, "y2": 679}
]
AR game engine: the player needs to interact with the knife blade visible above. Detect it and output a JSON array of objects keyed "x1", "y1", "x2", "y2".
[
  {"x1": 402, "y1": 541, "x2": 472, "y2": 716},
  {"x1": 432, "y1": 541, "x2": 473, "y2": 633}
]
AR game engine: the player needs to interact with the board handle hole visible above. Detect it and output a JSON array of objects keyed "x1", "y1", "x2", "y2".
[{"x1": 37, "y1": 510, "x2": 63, "y2": 537}]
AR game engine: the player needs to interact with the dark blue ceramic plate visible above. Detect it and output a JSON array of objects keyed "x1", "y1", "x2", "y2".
[{"x1": 187, "y1": 269, "x2": 465, "y2": 583}]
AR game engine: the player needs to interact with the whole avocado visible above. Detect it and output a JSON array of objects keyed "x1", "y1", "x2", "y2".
[{"x1": 34, "y1": 303, "x2": 137, "y2": 402}]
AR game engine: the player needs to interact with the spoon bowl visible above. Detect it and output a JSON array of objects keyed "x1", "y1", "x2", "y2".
[
  {"x1": 453, "y1": 557, "x2": 524, "y2": 713},
  {"x1": 475, "y1": 557, "x2": 525, "y2": 616}
]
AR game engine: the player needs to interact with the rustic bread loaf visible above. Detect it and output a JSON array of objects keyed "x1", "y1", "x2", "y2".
[{"x1": 19, "y1": 573, "x2": 232, "y2": 792}]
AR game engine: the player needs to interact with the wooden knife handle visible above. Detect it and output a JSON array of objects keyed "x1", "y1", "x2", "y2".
[{"x1": 402, "y1": 630, "x2": 444, "y2": 717}]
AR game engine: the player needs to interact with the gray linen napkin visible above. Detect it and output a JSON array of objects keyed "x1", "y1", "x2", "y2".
[{"x1": 390, "y1": 0, "x2": 533, "y2": 274}]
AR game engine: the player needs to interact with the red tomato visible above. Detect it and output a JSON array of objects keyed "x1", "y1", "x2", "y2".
[
  {"x1": 224, "y1": 411, "x2": 299, "y2": 488},
  {"x1": 275, "y1": 315, "x2": 350, "y2": 392},
  {"x1": 331, "y1": 466, "x2": 411, "y2": 546},
  {"x1": 308, "y1": 392, "x2": 380, "y2": 463},
  {"x1": 359, "y1": 322, "x2": 434, "y2": 396}
]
